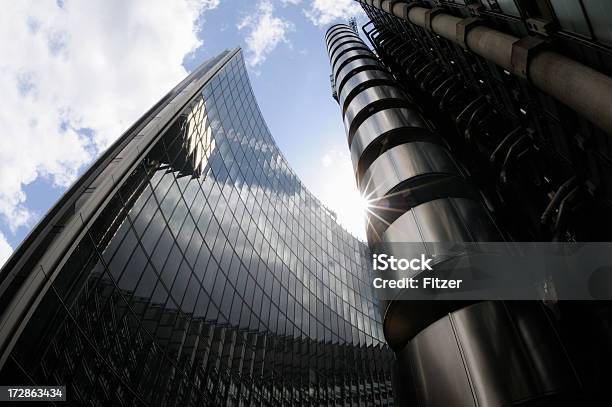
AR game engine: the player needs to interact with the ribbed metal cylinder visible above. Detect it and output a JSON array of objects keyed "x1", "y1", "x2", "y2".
[
  {"x1": 325, "y1": 23, "x2": 499, "y2": 251},
  {"x1": 326, "y1": 21, "x2": 580, "y2": 407}
]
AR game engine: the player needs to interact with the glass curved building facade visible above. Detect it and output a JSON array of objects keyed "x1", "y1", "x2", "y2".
[{"x1": 0, "y1": 49, "x2": 394, "y2": 405}]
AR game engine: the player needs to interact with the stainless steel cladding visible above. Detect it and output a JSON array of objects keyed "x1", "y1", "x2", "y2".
[
  {"x1": 339, "y1": 70, "x2": 395, "y2": 112},
  {"x1": 401, "y1": 302, "x2": 578, "y2": 407},
  {"x1": 326, "y1": 22, "x2": 579, "y2": 407},
  {"x1": 325, "y1": 23, "x2": 500, "y2": 250},
  {"x1": 381, "y1": 198, "x2": 501, "y2": 243},
  {"x1": 350, "y1": 107, "x2": 431, "y2": 179}
]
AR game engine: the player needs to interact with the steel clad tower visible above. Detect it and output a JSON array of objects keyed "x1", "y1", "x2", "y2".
[{"x1": 325, "y1": 10, "x2": 612, "y2": 406}]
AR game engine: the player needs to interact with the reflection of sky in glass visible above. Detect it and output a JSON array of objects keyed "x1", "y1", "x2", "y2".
[
  {"x1": 88, "y1": 51, "x2": 384, "y2": 346},
  {"x1": 3, "y1": 50, "x2": 394, "y2": 405}
]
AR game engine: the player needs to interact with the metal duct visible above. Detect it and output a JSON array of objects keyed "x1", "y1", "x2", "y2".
[{"x1": 357, "y1": 0, "x2": 612, "y2": 135}]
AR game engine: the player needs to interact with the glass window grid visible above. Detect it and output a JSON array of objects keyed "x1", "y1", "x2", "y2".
[{"x1": 6, "y1": 51, "x2": 392, "y2": 405}]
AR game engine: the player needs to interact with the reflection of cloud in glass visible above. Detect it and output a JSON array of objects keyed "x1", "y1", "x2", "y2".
[
  {"x1": 97, "y1": 54, "x2": 382, "y2": 343},
  {"x1": 184, "y1": 97, "x2": 216, "y2": 177}
]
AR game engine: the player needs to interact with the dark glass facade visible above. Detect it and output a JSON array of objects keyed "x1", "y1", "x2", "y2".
[{"x1": 0, "y1": 49, "x2": 394, "y2": 405}]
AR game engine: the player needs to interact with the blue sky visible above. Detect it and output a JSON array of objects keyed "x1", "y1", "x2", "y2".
[{"x1": 0, "y1": 0, "x2": 368, "y2": 266}]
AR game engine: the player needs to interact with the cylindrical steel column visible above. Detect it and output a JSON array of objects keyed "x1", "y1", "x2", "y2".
[
  {"x1": 325, "y1": 23, "x2": 580, "y2": 406},
  {"x1": 326, "y1": 24, "x2": 495, "y2": 246}
]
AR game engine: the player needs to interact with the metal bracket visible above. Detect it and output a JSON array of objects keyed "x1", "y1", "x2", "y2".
[
  {"x1": 421, "y1": 69, "x2": 444, "y2": 91},
  {"x1": 400, "y1": 49, "x2": 421, "y2": 66},
  {"x1": 414, "y1": 60, "x2": 438, "y2": 81},
  {"x1": 456, "y1": 17, "x2": 482, "y2": 50},
  {"x1": 456, "y1": 96, "x2": 486, "y2": 124},
  {"x1": 432, "y1": 74, "x2": 457, "y2": 99},
  {"x1": 424, "y1": 7, "x2": 445, "y2": 32},
  {"x1": 510, "y1": 35, "x2": 547, "y2": 80},
  {"x1": 525, "y1": 17, "x2": 557, "y2": 37},
  {"x1": 440, "y1": 81, "x2": 463, "y2": 110},
  {"x1": 362, "y1": 20, "x2": 376, "y2": 36},
  {"x1": 467, "y1": 2, "x2": 482, "y2": 16}
]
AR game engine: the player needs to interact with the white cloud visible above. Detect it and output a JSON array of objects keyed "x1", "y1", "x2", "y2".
[
  {"x1": 199, "y1": 0, "x2": 221, "y2": 10},
  {"x1": 281, "y1": 0, "x2": 302, "y2": 5},
  {"x1": 0, "y1": 231, "x2": 12, "y2": 269},
  {"x1": 304, "y1": 0, "x2": 365, "y2": 26},
  {"x1": 0, "y1": 0, "x2": 217, "y2": 234},
  {"x1": 238, "y1": 0, "x2": 294, "y2": 67}
]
